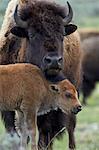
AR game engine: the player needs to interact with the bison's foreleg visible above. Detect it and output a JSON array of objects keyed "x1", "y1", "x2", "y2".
[
  {"x1": 38, "y1": 131, "x2": 47, "y2": 150},
  {"x1": 38, "y1": 131, "x2": 53, "y2": 150},
  {"x1": 1, "y1": 111, "x2": 16, "y2": 136},
  {"x1": 38, "y1": 113, "x2": 53, "y2": 150}
]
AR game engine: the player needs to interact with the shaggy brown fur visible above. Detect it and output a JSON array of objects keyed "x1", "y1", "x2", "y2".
[
  {"x1": 63, "y1": 31, "x2": 82, "y2": 89},
  {"x1": 0, "y1": 0, "x2": 82, "y2": 150},
  {"x1": 0, "y1": 63, "x2": 81, "y2": 150}
]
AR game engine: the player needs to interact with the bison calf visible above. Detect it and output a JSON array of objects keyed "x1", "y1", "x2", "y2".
[{"x1": 0, "y1": 63, "x2": 81, "y2": 150}]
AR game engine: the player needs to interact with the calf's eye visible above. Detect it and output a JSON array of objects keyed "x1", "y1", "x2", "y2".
[{"x1": 65, "y1": 92, "x2": 72, "y2": 99}]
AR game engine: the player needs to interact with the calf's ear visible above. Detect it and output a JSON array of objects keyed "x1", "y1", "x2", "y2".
[
  {"x1": 50, "y1": 84, "x2": 60, "y2": 93},
  {"x1": 10, "y1": 26, "x2": 28, "y2": 38},
  {"x1": 64, "y1": 24, "x2": 77, "y2": 36}
]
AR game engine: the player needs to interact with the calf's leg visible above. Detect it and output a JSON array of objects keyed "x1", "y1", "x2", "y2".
[
  {"x1": 66, "y1": 114, "x2": 76, "y2": 150},
  {"x1": 24, "y1": 110, "x2": 38, "y2": 150},
  {"x1": 17, "y1": 111, "x2": 28, "y2": 150}
]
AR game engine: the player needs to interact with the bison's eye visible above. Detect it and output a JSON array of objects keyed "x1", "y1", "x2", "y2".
[{"x1": 65, "y1": 92, "x2": 72, "y2": 99}]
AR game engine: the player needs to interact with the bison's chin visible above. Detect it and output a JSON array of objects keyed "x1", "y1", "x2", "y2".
[{"x1": 44, "y1": 68, "x2": 62, "y2": 77}]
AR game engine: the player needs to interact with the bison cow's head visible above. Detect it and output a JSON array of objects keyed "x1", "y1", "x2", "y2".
[{"x1": 11, "y1": 0, "x2": 77, "y2": 77}]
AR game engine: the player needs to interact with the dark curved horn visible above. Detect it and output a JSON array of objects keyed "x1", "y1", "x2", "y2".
[
  {"x1": 63, "y1": 2, "x2": 73, "y2": 25},
  {"x1": 14, "y1": 5, "x2": 28, "y2": 28}
]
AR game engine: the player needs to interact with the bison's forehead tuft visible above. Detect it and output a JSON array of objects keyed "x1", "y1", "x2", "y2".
[
  {"x1": 18, "y1": 1, "x2": 68, "y2": 36},
  {"x1": 19, "y1": 1, "x2": 68, "y2": 19}
]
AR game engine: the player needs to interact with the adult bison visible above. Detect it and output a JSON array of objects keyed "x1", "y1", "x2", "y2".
[
  {"x1": 0, "y1": 0, "x2": 82, "y2": 149},
  {"x1": 81, "y1": 35, "x2": 99, "y2": 105}
]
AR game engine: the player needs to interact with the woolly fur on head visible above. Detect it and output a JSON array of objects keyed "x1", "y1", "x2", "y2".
[{"x1": 18, "y1": 0, "x2": 68, "y2": 38}]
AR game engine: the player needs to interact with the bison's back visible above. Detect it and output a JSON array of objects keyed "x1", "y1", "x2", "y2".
[
  {"x1": 79, "y1": 29, "x2": 99, "y2": 41},
  {"x1": 0, "y1": 63, "x2": 45, "y2": 91},
  {"x1": 82, "y1": 36, "x2": 99, "y2": 80},
  {"x1": 0, "y1": 63, "x2": 47, "y2": 108}
]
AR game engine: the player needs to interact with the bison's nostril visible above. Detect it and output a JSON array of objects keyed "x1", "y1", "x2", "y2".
[{"x1": 44, "y1": 57, "x2": 51, "y2": 64}]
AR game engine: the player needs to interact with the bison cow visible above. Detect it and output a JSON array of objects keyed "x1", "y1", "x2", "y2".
[
  {"x1": 80, "y1": 34, "x2": 99, "y2": 105},
  {"x1": 0, "y1": 0, "x2": 82, "y2": 149}
]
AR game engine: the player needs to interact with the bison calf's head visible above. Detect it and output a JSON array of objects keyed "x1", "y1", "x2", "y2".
[{"x1": 50, "y1": 79, "x2": 82, "y2": 114}]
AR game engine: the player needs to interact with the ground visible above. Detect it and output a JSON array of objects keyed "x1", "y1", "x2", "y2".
[{"x1": 0, "y1": 84, "x2": 99, "y2": 150}]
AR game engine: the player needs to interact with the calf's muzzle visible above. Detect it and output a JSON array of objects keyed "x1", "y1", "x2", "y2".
[{"x1": 72, "y1": 105, "x2": 82, "y2": 115}]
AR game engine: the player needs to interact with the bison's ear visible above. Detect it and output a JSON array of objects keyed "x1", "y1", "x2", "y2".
[
  {"x1": 10, "y1": 26, "x2": 28, "y2": 38},
  {"x1": 50, "y1": 84, "x2": 60, "y2": 93},
  {"x1": 64, "y1": 24, "x2": 77, "y2": 36}
]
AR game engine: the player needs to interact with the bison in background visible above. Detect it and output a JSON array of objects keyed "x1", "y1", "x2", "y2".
[
  {"x1": 79, "y1": 29, "x2": 99, "y2": 105},
  {"x1": 0, "y1": 0, "x2": 82, "y2": 149},
  {"x1": 79, "y1": 29, "x2": 99, "y2": 41}
]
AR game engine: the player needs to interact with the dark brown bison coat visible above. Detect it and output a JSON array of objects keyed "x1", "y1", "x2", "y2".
[{"x1": 0, "y1": 0, "x2": 82, "y2": 149}]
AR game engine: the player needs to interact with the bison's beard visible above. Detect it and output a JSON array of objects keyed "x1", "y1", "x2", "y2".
[
  {"x1": 43, "y1": 70, "x2": 65, "y2": 84},
  {"x1": 43, "y1": 64, "x2": 62, "y2": 77},
  {"x1": 45, "y1": 68, "x2": 61, "y2": 76}
]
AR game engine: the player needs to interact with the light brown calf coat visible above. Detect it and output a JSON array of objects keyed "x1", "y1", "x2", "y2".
[{"x1": 0, "y1": 63, "x2": 81, "y2": 150}]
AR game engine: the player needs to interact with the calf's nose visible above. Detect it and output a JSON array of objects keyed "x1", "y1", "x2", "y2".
[{"x1": 72, "y1": 105, "x2": 82, "y2": 114}]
